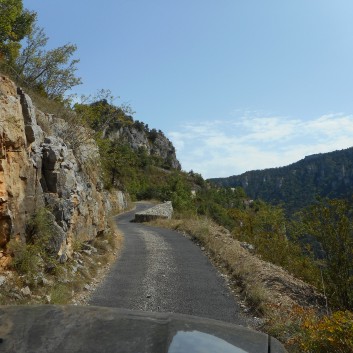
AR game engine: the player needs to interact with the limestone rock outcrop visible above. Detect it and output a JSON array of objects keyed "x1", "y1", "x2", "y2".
[
  {"x1": 104, "y1": 125, "x2": 181, "y2": 170},
  {"x1": 0, "y1": 76, "x2": 128, "y2": 259}
]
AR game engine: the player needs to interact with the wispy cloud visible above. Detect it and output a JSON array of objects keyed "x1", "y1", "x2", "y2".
[{"x1": 167, "y1": 113, "x2": 353, "y2": 179}]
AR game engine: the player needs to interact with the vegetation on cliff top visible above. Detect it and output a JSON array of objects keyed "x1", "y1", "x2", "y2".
[
  {"x1": 209, "y1": 147, "x2": 353, "y2": 215},
  {"x1": 0, "y1": 0, "x2": 81, "y2": 99}
]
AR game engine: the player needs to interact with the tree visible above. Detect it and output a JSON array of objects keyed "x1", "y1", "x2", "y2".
[
  {"x1": 297, "y1": 198, "x2": 353, "y2": 309},
  {"x1": 165, "y1": 173, "x2": 195, "y2": 212},
  {"x1": 74, "y1": 90, "x2": 135, "y2": 134},
  {"x1": 15, "y1": 25, "x2": 81, "y2": 98},
  {"x1": 0, "y1": 0, "x2": 35, "y2": 63},
  {"x1": 15, "y1": 25, "x2": 47, "y2": 77},
  {"x1": 230, "y1": 201, "x2": 287, "y2": 249},
  {"x1": 96, "y1": 137, "x2": 139, "y2": 190}
]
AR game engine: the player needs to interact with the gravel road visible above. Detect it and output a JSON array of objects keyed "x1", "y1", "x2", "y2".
[{"x1": 90, "y1": 203, "x2": 247, "y2": 325}]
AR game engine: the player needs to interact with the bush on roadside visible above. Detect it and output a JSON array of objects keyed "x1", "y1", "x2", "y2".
[
  {"x1": 296, "y1": 310, "x2": 353, "y2": 353},
  {"x1": 8, "y1": 240, "x2": 43, "y2": 279},
  {"x1": 8, "y1": 208, "x2": 60, "y2": 282}
]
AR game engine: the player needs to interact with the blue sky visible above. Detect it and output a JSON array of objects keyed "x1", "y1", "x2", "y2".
[{"x1": 23, "y1": 0, "x2": 353, "y2": 178}]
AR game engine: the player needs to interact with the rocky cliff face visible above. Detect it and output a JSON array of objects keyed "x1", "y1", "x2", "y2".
[
  {"x1": 104, "y1": 124, "x2": 181, "y2": 170},
  {"x1": 0, "y1": 76, "x2": 128, "y2": 261}
]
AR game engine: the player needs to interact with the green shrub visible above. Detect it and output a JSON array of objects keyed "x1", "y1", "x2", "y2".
[
  {"x1": 8, "y1": 240, "x2": 42, "y2": 278},
  {"x1": 50, "y1": 283, "x2": 72, "y2": 304},
  {"x1": 8, "y1": 208, "x2": 60, "y2": 280},
  {"x1": 294, "y1": 198, "x2": 353, "y2": 309},
  {"x1": 230, "y1": 203, "x2": 320, "y2": 285},
  {"x1": 297, "y1": 310, "x2": 353, "y2": 353}
]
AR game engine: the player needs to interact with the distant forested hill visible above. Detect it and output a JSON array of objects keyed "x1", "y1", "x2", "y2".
[{"x1": 209, "y1": 147, "x2": 353, "y2": 214}]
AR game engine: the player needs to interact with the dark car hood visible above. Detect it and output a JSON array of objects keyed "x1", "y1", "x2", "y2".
[{"x1": 0, "y1": 305, "x2": 286, "y2": 352}]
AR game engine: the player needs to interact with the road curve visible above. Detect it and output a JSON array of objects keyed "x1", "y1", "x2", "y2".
[{"x1": 90, "y1": 203, "x2": 247, "y2": 325}]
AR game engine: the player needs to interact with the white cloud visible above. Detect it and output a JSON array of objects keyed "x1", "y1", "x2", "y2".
[{"x1": 167, "y1": 113, "x2": 353, "y2": 179}]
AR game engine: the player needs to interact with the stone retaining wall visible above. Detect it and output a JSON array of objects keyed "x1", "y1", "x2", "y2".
[{"x1": 134, "y1": 201, "x2": 173, "y2": 222}]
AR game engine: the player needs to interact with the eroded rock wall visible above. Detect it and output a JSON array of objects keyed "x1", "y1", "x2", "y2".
[{"x1": 0, "y1": 76, "x2": 128, "y2": 259}]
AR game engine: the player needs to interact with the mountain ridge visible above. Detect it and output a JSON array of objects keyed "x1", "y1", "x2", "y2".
[{"x1": 209, "y1": 146, "x2": 353, "y2": 213}]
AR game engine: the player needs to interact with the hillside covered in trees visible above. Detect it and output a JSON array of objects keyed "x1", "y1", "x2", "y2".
[{"x1": 209, "y1": 147, "x2": 353, "y2": 214}]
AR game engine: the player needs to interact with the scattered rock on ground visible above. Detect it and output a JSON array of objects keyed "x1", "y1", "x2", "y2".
[{"x1": 21, "y1": 286, "x2": 31, "y2": 297}]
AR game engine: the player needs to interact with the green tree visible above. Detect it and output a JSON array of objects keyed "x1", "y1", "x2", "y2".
[
  {"x1": 165, "y1": 173, "x2": 195, "y2": 212},
  {"x1": 14, "y1": 25, "x2": 81, "y2": 98},
  {"x1": 228, "y1": 201, "x2": 319, "y2": 283},
  {"x1": 0, "y1": 0, "x2": 35, "y2": 63},
  {"x1": 296, "y1": 198, "x2": 353, "y2": 309},
  {"x1": 231, "y1": 201, "x2": 287, "y2": 251},
  {"x1": 97, "y1": 138, "x2": 136, "y2": 188},
  {"x1": 194, "y1": 186, "x2": 247, "y2": 228}
]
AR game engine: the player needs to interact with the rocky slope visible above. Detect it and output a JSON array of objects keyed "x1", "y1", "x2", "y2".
[
  {"x1": 0, "y1": 76, "x2": 128, "y2": 265},
  {"x1": 104, "y1": 122, "x2": 181, "y2": 171}
]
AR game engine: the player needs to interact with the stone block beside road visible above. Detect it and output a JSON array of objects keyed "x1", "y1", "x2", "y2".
[{"x1": 134, "y1": 201, "x2": 173, "y2": 222}]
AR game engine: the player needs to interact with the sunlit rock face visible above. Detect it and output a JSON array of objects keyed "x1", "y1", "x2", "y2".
[{"x1": 0, "y1": 76, "x2": 128, "y2": 259}]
